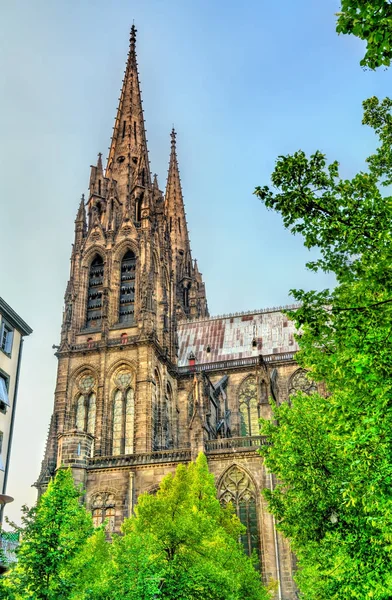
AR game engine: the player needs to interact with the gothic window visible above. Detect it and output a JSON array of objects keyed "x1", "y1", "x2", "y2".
[
  {"x1": 289, "y1": 369, "x2": 317, "y2": 397},
  {"x1": 239, "y1": 376, "x2": 259, "y2": 437},
  {"x1": 86, "y1": 255, "x2": 104, "y2": 329},
  {"x1": 135, "y1": 195, "x2": 143, "y2": 223},
  {"x1": 119, "y1": 250, "x2": 136, "y2": 324},
  {"x1": 112, "y1": 370, "x2": 134, "y2": 456},
  {"x1": 188, "y1": 391, "x2": 194, "y2": 423},
  {"x1": 91, "y1": 492, "x2": 116, "y2": 532},
  {"x1": 219, "y1": 466, "x2": 260, "y2": 568},
  {"x1": 75, "y1": 374, "x2": 96, "y2": 455},
  {"x1": 152, "y1": 370, "x2": 161, "y2": 451}
]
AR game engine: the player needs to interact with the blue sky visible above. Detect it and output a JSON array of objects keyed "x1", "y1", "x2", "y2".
[{"x1": 1, "y1": 0, "x2": 390, "y2": 523}]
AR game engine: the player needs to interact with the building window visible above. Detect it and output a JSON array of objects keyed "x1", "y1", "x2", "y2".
[
  {"x1": 289, "y1": 369, "x2": 317, "y2": 396},
  {"x1": 219, "y1": 466, "x2": 260, "y2": 569},
  {"x1": 75, "y1": 375, "x2": 96, "y2": 455},
  {"x1": 91, "y1": 492, "x2": 116, "y2": 532},
  {"x1": 86, "y1": 255, "x2": 104, "y2": 329},
  {"x1": 112, "y1": 371, "x2": 134, "y2": 456},
  {"x1": 238, "y1": 376, "x2": 259, "y2": 437},
  {"x1": 0, "y1": 322, "x2": 13, "y2": 356},
  {"x1": 119, "y1": 250, "x2": 136, "y2": 324},
  {"x1": 0, "y1": 432, "x2": 4, "y2": 471},
  {"x1": 0, "y1": 374, "x2": 10, "y2": 413}
]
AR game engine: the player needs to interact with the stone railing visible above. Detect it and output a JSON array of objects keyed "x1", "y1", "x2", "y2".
[
  {"x1": 177, "y1": 352, "x2": 296, "y2": 375},
  {"x1": 88, "y1": 448, "x2": 192, "y2": 469},
  {"x1": 204, "y1": 436, "x2": 268, "y2": 453}
]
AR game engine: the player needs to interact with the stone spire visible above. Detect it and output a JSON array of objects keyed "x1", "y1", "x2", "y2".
[
  {"x1": 74, "y1": 194, "x2": 86, "y2": 248},
  {"x1": 165, "y1": 128, "x2": 190, "y2": 255},
  {"x1": 106, "y1": 25, "x2": 151, "y2": 206}
]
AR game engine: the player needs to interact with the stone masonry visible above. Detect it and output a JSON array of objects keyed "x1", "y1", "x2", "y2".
[{"x1": 36, "y1": 25, "x2": 320, "y2": 600}]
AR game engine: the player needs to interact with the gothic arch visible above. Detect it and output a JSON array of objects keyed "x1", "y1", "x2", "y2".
[
  {"x1": 81, "y1": 246, "x2": 106, "y2": 269},
  {"x1": 106, "y1": 358, "x2": 137, "y2": 381},
  {"x1": 237, "y1": 374, "x2": 259, "y2": 437},
  {"x1": 288, "y1": 368, "x2": 317, "y2": 397},
  {"x1": 218, "y1": 464, "x2": 261, "y2": 566},
  {"x1": 112, "y1": 240, "x2": 139, "y2": 264},
  {"x1": 108, "y1": 366, "x2": 136, "y2": 456},
  {"x1": 88, "y1": 489, "x2": 118, "y2": 531}
]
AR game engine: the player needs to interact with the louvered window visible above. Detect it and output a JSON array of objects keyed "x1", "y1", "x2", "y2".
[
  {"x1": 86, "y1": 255, "x2": 104, "y2": 329},
  {"x1": 119, "y1": 250, "x2": 136, "y2": 324}
]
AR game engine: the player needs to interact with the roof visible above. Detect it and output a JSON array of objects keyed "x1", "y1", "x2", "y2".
[
  {"x1": 0, "y1": 298, "x2": 33, "y2": 336},
  {"x1": 177, "y1": 305, "x2": 300, "y2": 367}
]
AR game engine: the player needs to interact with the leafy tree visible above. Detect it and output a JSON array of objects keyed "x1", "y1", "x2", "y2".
[
  {"x1": 104, "y1": 453, "x2": 271, "y2": 600},
  {"x1": 254, "y1": 94, "x2": 392, "y2": 599},
  {"x1": 0, "y1": 469, "x2": 94, "y2": 600},
  {"x1": 336, "y1": 0, "x2": 392, "y2": 69}
]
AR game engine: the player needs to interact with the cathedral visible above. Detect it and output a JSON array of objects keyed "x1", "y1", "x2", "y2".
[{"x1": 36, "y1": 26, "x2": 315, "y2": 599}]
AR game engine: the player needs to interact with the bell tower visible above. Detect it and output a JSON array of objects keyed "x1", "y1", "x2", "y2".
[{"x1": 36, "y1": 25, "x2": 209, "y2": 494}]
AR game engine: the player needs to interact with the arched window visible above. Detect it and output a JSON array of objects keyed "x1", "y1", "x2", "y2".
[
  {"x1": 75, "y1": 374, "x2": 96, "y2": 456},
  {"x1": 112, "y1": 370, "x2": 134, "y2": 456},
  {"x1": 91, "y1": 492, "x2": 116, "y2": 532},
  {"x1": 219, "y1": 466, "x2": 260, "y2": 569},
  {"x1": 239, "y1": 376, "x2": 259, "y2": 437},
  {"x1": 86, "y1": 255, "x2": 104, "y2": 329},
  {"x1": 289, "y1": 369, "x2": 317, "y2": 397},
  {"x1": 162, "y1": 384, "x2": 172, "y2": 450},
  {"x1": 119, "y1": 250, "x2": 136, "y2": 324},
  {"x1": 152, "y1": 370, "x2": 161, "y2": 451}
]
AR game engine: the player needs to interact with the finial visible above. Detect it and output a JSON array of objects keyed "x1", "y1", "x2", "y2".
[
  {"x1": 130, "y1": 23, "x2": 137, "y2": 48},
  {"x1": 171, "y1": 127, "x2": 177, "y2": 148},
  {"x1": 81, "y1": 193, "x2": 85, "y2": 203}
]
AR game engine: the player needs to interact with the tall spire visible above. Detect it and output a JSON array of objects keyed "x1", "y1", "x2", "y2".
[
  {"x1": 106, "y1": 25, "x2": 151, "y2": 204},
  {"x1": 165, "y1": 128, "x2": 190, "y2": 254}
]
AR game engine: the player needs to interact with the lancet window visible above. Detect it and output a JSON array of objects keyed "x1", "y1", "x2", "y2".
[
  {"x1": 86, "y1": 255, "x2": 104, "y2": 329},
  {"x1": 112, "y1": 370, "x2": 135, "y2": 456},
  {"x1": 91, "y1": 492, "x2": 116, "y2": 532},
  {"x1": 152, "y1": 371, "x2": 161, "y2": 451},
  {"x1": 219, "y1": 466, "x2": 260, "y2": 568},
  {"x1": 289, "y1": 369, "x2": 317, "y2": 396},
  {"x1": 239, "y1": 376, "x2": 259, "y2": 437},
  {"x1": 75, "y1": 374, "x2": 96, "y2": 455},
  {"x1": 119, "y1": 250, "x2": 136, "y2": 324}
]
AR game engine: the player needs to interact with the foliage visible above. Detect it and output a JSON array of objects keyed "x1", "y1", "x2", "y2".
[
  {"x1": 254, "y1": 96, "x2": 392, "y2": 599},
  {"x1": 0, "y1": 469, "x2": 94, "y2": 600},
  {"x1": 336, "y1": 0, "x2": 392, "y2": 69},
  {"x1": 103, "y1": 453, "x2": 270, "y2": 600}
]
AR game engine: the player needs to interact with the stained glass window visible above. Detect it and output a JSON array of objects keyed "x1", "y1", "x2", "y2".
[
  {"x1": 124, "y1": 387, "x2": 135, "y2": 454},
  {"x1": 219, "y1": 466, "x2": 260, "y2": 569},
  {"x1": 76, "y1": 395, "x2": 86, "y2": 431},
  {"x1": 239, "y1": 376, "x2": 260, "y2": 437},
  {"x1": 91, "y1": 493, "x2": 116, "y2": 532},
  {"x1": 79, "y1": 375, "x2": 94, "y2": 393},
  {"x1": 112, "y1": 389, "x2": 123, "y2": 456},
  {"x1": 112, "y1": 371, "x2": 134, "y2": 456},
  {"x1": 289, "y1": 369, "x2": 317, "y2": 396}
]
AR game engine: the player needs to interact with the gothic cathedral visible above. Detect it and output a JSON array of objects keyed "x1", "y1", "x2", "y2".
[{"x1": 37, "y1": 26, "x2": 314, "y2": 599}]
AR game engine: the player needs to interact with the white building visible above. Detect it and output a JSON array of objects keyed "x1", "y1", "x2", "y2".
[{"x1": 0, "y1": 298, "x2": 32, "y2": 511}]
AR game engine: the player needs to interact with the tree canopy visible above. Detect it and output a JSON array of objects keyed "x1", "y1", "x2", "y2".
[
  {"x1": 0, "y1": 456, "x2": 270, "y2": 600},
  {"x1": 336, "y1": 0, "x2": 392, "y2": 69},
  {"x1": 254, "y1": 92, "x2": 392, "y2": 600}
]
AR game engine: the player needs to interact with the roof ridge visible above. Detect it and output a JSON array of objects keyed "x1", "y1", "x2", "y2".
[{"x1": 178, "y1": 303, "x2": 301, "y2": 326}]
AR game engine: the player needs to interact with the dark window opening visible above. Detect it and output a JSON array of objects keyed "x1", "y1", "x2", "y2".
[
  {"x1": 133, "y1": 121, "x2": 137, "y2": 143},
  {"x1": 117, "y1": 155, "x2": 125, "y2": 163},
  {"x1": 178, "y1": 217, "x2": 181, "y2": 233},
  {"x1": 170, "y1": 217, "x2": 172, "y2": 232},
  {"x1": 119, "y1": 250, "x2": 136, "y2": 324},
  {"x1": 183, "y1": 287, "x2": 189, "y2": 310},
  {"x1": 122, "y1": 120, "x2": 126, "y2": 139},
  {"x1": 141, "y1": 168, "x2": 145, "y2": 186},
  {"x1": 86, "y1": 255, "x2": 104, "y2": 329},
  {"x1": 98, "y1": 179, "x2": 101, "y2": 195},
  {"x1": 135, "y1": 196, "x2": 142, "y2": 223}
]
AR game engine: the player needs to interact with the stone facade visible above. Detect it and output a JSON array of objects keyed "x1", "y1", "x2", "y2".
[{"x1": 36, "y1": 26, "x2": 319, "y2": 599}]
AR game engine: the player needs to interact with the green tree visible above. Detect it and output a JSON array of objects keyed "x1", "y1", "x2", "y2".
[
  {"x1": 254, "y1": 94, "x2": 392, "y2": 598},
  {"x1": 104, "y1": 453, "x2": 270, "y2": 600},
  {"x1": 336, "y1": 0, "x2": 392, "y2": 69},
  {"x1": 0, "y1": 469, "x2": 94, "y2": 600}
]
